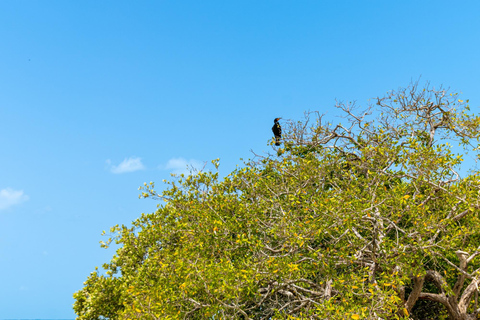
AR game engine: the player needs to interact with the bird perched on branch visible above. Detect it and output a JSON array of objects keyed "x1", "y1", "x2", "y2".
[{"x1": 272, "y1": 118, "x2": 282, "y2": 146}]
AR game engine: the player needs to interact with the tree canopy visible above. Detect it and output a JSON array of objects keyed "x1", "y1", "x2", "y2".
[{"x1": 74, "y1": 83, "x2": 480, "y2": 319}]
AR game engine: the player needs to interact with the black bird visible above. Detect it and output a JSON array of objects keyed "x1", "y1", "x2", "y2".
[{"x1": 272, "y1": 118, "x2": 282, "y2": 146}]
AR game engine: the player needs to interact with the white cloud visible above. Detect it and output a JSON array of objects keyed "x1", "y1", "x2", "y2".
[
  {"x1": 0, "y1": 188, "x2": 29, "y2": 211},
  {"x1": 108, "y1": 157, "x2": 145, "y2": 174},
  {"x1": 163, "y1": 157, "x2": 204, "y2": 175}
]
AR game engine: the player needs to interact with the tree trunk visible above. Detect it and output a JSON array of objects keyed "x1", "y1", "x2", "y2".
[
  {"x1": 405, "y1": 275, "x2": 425, "y2": 312},
  {"x1": 408, "y1": 274, "x2": 480, "y2": 320}
]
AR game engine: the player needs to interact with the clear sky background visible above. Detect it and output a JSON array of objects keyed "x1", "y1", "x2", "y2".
[{"x1": 0, "y1": 1, "x2": 479, "y2": 318}]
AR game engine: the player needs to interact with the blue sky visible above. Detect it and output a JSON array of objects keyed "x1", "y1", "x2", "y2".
[{"x1": 1, "y1": 1, "x2": 479, "y2": 318}]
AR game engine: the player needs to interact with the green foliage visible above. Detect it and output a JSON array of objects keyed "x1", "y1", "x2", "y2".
[
  {"x1": 73, "y1": 268, "x2": 125, "y2": 320},
  {"x1": 74, "y1": 83, "x2": 480, "y2": 319}
]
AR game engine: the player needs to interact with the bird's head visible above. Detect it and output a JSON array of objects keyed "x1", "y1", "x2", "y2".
[{"x1": 274, "y1": 118, "x2": 281, "y2": 123}]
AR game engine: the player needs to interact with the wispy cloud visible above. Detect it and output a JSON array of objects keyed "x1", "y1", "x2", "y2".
[
  {"x1": 107, "y1": 157, "x2": 145, "y2": 174},
  {"x1": 163, "y1": 157, "x2": 204, "y2": 175},
  {"x1": 0, "y1": 188, "x2": 29, "y2": 211}
]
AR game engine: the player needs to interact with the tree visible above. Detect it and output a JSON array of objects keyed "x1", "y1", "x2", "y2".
[{"x1": 74, "y1": 82, "x2": 480, "y2": 319}]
